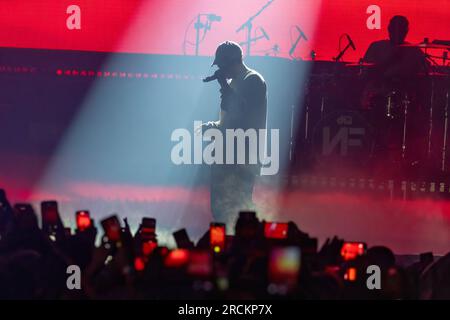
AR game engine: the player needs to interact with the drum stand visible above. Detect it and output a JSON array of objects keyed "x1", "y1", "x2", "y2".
[
  {"x1": 295, "y1": 78, "x2": 328, "y2": 169},
  {"x1": 386, "y1": 90, "x2": 396, "y2": 119},
  {"x1": 303, "y1": 85, "x2": 310, "y2": 141},
  {"x1": 427, "y1": 78, "x2": 435, "y2": 159},
  {"x1": 290, "y1": 104, "x2": 295, "y2": 162},
  {"x1": 401, "y1": 94, "x2": 411, "y2": 160},
  {"x1": 441, "y1": 90, "x2": 449, "y2": 171}
]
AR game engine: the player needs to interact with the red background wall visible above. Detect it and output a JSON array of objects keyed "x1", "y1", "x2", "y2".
[{"x1": 1, "y1": 0, "x2": 449, "y2": 61}]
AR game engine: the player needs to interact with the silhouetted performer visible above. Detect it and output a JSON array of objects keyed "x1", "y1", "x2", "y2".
[
  {"x1": 199, "y1": 41, "x2": 267, "y2": 230},
  {"x1": 363, "y1": 15, "x2": 429, "y2": 79},
  {"x1": 362, "y1": 16, "x2": 429, "y2": 105},
  {"x1": 361, "y1": 15, "x2": 430, "y2": 169}
]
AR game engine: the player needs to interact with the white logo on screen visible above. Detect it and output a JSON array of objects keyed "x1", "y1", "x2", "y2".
[
  {"x1": 66, "y1": 5, "x2": 81, "y2": 30},
  {"x1": 366, "y1": 5, "x2": 381, "y2": 30}
]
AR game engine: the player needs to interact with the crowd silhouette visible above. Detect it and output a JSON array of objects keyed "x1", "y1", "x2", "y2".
[{"x1": 0, "y1": 188, "x2": 448, "y2": 300}]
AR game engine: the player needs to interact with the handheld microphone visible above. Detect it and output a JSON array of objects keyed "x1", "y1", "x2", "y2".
[
  {"x1": 202, "y1": 74, "x2": 218, "y2": 83},
  {"x1": 203, "y1": 69, "x2": 226, "y2": 83},
  {"x1": 346, "y1": 34, "x2": 356, "y2": 50}
]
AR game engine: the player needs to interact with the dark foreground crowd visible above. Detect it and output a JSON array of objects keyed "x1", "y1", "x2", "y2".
[{"x1": 0, "y1": 188, "x2": 448, "y2": 300}]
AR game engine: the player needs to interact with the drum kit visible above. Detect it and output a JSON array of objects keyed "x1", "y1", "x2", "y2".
[{"x1": 293, "y1": 41, "x2": 450, "y2": 178}]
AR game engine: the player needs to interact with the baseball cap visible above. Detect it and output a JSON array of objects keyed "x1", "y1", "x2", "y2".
[{"x1": 212, "y1": 41, "x2": 243, "y2": 67}]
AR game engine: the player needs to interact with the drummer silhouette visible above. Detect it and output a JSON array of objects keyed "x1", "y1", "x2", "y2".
[
  {"x1": 363, "y1": 15, "x2": 429, "y2": 78},
  {"x1": 361, "y1": 15, "x2": 430, "y2": 172}
]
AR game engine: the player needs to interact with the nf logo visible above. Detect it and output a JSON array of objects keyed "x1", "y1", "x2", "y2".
[
  {"x1": 322, "y1": 115, "x2": 365, "y2": 156},
  {"x1": 66, "y1": 265, "x2": 81, "y2": 290},
  {"x1": 312, "y1": 111, "x2": 373, "y2": 165},
  {"x1": 366, "y1": 265, "x2": 381, "y2": 290}
]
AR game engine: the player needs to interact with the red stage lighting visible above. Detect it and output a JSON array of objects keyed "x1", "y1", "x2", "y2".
[{"x1": 341, "y1": 242, "x2": 367, "y2": 261}]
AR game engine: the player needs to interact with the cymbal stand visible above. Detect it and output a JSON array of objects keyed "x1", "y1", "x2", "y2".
[
  {"x1": 236, "y1": 0, "x2": 274, "y2": 56},
  {"x1": 386, "y1": 90, "x2": 396, "y2": 120},
  {"x1": 320, "y1": 81, "x2": 326, "y2": 119},
  {"x1": 290, "y1": 104, "x2": 295, "y2": 162},
  {"x1": 427, "y1": 77, "x2": 435, "y2": 158},
  {"x1": 441, "y1": 90, "x2": 449, "y2": 171},
  {"x1": 303, "y1": 81, "x2": 311, "y2": 141},
  {"x1": 401, "y1": 93, "x2": 410, "y2": 160}
]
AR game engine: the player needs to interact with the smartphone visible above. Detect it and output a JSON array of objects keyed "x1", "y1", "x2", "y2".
[
  {"x1": 76, "y1": 210, "x2": 91, "y2": 231},
  {"x1": 264, "y1": 222, "x2": 288, "y2": 239},
  {"x1": 141, "y1": 240, "x2": 158, "y2": 256},
  {"x1": 344, "y1": 267, "x2": 358, "y2": 281},
  {"x1": 236, "y1": 211, "x2": 258, "y2": 238},
  {"x1": 41, "y1": 201, "x2": 60, "y2": 228},
  {"x1": 134, "y1": 256, "x2": 146, "y2": 271},
  {"x1": 419, "y1": 252, "x2": 433, "y2": 264},
  {"x1": 268, "y1": 246, "x2": 301, "y2": 292},
  {"x1": 210, "y1": 223, "x2": 226, "y2": 253},
  {"x1": 13, "y1": 204, "x2": 36, "y2": 229},
  {"x1": 239, "y1": 211, "x2": 256, "y2": 220},
  {"x1": 173, "y1": 228, "x2": 193, "y2": 249},
  {"x1": 142, "y1": 217, "x2": 156, "y2": 231},
  {"x1": 14, "y1": 203, "x2": 33, "y2": 214},
  {"x1": 187, "y1": 250, "x2": 212, "y2": 277},
  {"x1": 164, "y1": 249, "x2": 190, "y2": 268},
  {"x1": 340, "y1": 242, "x2": 367, "y2": 261},
  {"x1": 101, "y1": 215, "x2": 122, "y2": 243},
  {"x1": 0, "y1": 189, "x2": 7, "y2": 206},
  {"x1": 140, "y1": 217, "x2": 156, "y2": 241}
]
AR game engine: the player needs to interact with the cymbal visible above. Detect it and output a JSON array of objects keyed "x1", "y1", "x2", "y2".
[
  {"x1": 308, "y1": 73, "x2": 336, "y2": 79},
  {"x1": 415, "y1": 72, "x2": 450, "y2": 78},
  {"x1": 345, "y1": 62, "x2": 376, "y2": 67},
  {"x1": 308, "y1": 60, "x2": 347, "y2": 65},
  {"x1": 400, "y1": 43, "x2": 450, "y2": 50}
]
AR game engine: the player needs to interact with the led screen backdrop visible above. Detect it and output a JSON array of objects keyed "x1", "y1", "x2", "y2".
[{"x1": 1, "y1": 0, "x2": 450, "y2": 61}]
